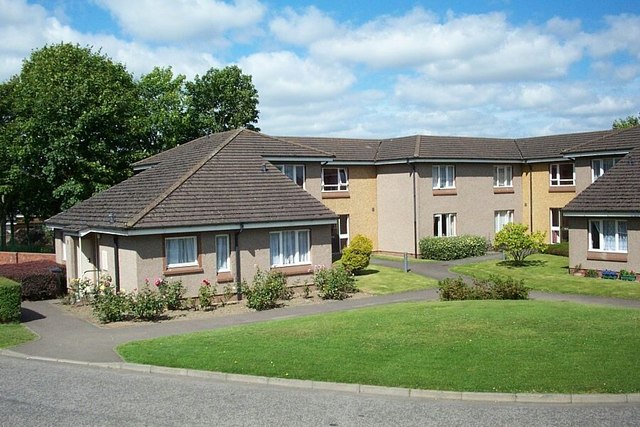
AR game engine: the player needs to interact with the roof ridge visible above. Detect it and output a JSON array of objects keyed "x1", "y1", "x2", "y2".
[{"x1": 125, "y1": 128, "x2": 243, "y2": 228}]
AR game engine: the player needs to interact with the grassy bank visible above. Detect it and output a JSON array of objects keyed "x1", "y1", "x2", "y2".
[{"x1": 118, "y1": 300, "x2": 640, "y2": 393}]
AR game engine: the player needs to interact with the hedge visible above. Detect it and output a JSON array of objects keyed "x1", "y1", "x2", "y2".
[
  {"x1": 0, "y1": 261, "x2": 66, "y2": 300},
  {"x1": 0, "y1": 278, "x2": 22, "y2": 323},
  {"x1": 419, "y1": 235, "x2": 488, "y2": 261}
]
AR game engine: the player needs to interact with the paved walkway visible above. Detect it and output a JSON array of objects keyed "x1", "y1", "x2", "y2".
[{"x1": 9, "y1": 253, "x2": 640, "y2": 364}]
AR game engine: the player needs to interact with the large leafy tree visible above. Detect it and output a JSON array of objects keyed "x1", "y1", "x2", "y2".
[
  {"x1": 613, "y1": 114, "x2": 640, "y2": 129},
  {"x1": 7, "y1": 43, "x2": 144, "y2": 214},
  {"x1": 138, "y1": 67, "x2": 191, "y2": 154},
  {"x1": 186, "y1": 65, "x2": 260, "y2": 134}
]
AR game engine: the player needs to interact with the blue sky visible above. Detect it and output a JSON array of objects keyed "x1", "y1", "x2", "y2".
[{"x1": 2, "y1": 0, "x2": 639, "y2": 138}]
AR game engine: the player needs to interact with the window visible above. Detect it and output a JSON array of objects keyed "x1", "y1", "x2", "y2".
[
  {"x1": 322, "y1": 168, "x2": 348, "y2": 191},
  {"x1": 589, "y1": 219, "x2": 627, "y2": 252},
  {"x1": 591, "y1": 158, "x2": 618, "y2": 182},
  {"x1": 270, "y1": 230, "x2": 310, "y2": 266},
  {"x1": 434, "y1": 213, "x2": 456, "y2": 237},
  {"x1": 494, "y1": 210, "x2": 513, "y2": 233},
  {"x1": 331, "y1": 215, "x2": 349, "y2": 254},
  {"x1": 165, "y1": 236, "x2": 198, "y2": 268},
  {"x1": 276, "y1": 164, "x2": 305, "y2": 188},
  {"x1": 550, "y1": 163, "x2": 574, "y2": 186},
  {"x1": 432, "y1": 165, "x2": 455, "y2": 189},
  {"x1": 215, "y1": 235, "x2": 230, "y2": 272},
  {"x1": 550, "y1": 208, "x2": 569, "y2": 244},
  {"x1": 493, "y1": 165, "x2": 513, "y2": 187}
]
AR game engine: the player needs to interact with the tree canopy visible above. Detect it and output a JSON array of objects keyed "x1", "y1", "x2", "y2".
[
  {"x1": 0, "y1": 43, "x2": 260, "y2": 248},
  {"x1": 612, "y1": 114, "x2": 640, "y2": 129},
  {"x1": 186, "y1": 65, "x2": 260, "y2": 134}
]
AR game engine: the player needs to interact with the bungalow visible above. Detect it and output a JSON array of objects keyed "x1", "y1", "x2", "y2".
[
  {"x1": 46, "y1": 129, "x2": 338, "y2": 296},
  {"x1": 563, "y1": 126, "x2": 640, "y2": 274}
]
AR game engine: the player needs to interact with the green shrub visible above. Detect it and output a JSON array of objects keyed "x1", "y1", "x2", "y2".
[
  {"x1": 128, "y1": 285, "x2": 165, "y2": 320},
  {"x1": 156, "y1": 278, "x2": 185, "y2": 310},
  {"x1": 438, "y1": 275, "x2": 529, "y2": 301},
  {"x1": 585, "y1": 269, "x2": 598, "y2": 278},
  {"x1": 314, "y1": 265, "x2": 357, "y2": 300},
  {"x1": 92, "y1": 288, "x2": 129, "y2": 323},
  {"x1": 0, "y1": 278, "x2": 22, "y2": 323},
  {"x1": 420, "y1": 235, "x2": 488, "y2": 261},
  {"x1": 198, "y1": 279, "x2": 214, "y2": 310},
  {"x1": 340, "y1": 234, "x2": 373, "y2": 273},
  {"x1": 244, "y1": 269, "x2": 290, "y2": 311},
  {"x1": 545, "y1": 242, "x2": 569, "y2": 257},
  {"x1": 494, "y1": 223, "x2": 546, "y2": 264},
  {"x1": 488, "y1": 276, "x2": 529, "y2": 300},
  {"x1": 438, "y1": 277, "x2": 469, "y2": 301}
]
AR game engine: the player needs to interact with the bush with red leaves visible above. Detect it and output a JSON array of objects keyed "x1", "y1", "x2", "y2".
[{"x1": 0, "y1": 261, "x2": 67, "y2": 300}]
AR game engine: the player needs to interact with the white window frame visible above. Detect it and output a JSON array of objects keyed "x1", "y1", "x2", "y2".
[
  {"x1": 493, "y1": 165, "x2": 513, "y2": 188},
  {"x1": 322, "y1": 168, "x2": 348, "y2": 192},
  {"x1": 432, "y1": 165, "x2": 456, "y2": 189},
  {"x1": 589, "y1": 219, "x2": 628, "y2": 253},
  {"x1": 591, "y1": 158, "x2": 618, "y2": 182},
  {"x1": 550, "y1": 163, "x2": 575, "y2": 186},
  {"x1": 270, "y1": 229, "x2": 311, "y2": 267},
  {"x1": 434, "y1": 213, "x2": 457, "y2": 237},
  {"x1": 276, "y1": 164, "x2": 306, "y2": 189},
  {"x1": 550, "y1": 208, "x2": 563, "y2": 244},
  {"x1": 338, "y1": 214, "x2": 349, "y2": 250},
  {"x1": 494, "y1": 210, "x2": 514, "y2": 233},
  {"x1": 215, "y1": 234, "x2": 230, "y2": 272},
  {"x1": 165, "y1": 236, "x2": 198, "y2": 269}
]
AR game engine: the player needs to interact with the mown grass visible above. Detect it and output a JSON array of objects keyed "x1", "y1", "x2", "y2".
[
  {"x1": 355, "y1": 264, "x2": 438, "y2": 294},
  {"x1": 118, "y1": 300, "x2": 640, "y2": 393},
  {"x1": 450, "y1": 254, "x2": 640, "y2": 300},
  {"x1": 0, "y1": 324, "x2": 37, "y2": 348}
]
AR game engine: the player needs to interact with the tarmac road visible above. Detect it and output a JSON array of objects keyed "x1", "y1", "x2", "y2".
[{"x1": 1, "y1": 357, "x2": 638, "y2": 427}]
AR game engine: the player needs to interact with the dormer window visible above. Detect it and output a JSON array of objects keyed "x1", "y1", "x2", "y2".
[{"x1": 276, "y1": 164, "x2": 305, "y2": 188}]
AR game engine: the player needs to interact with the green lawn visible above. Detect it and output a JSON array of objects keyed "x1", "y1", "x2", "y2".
[
  {"x1": 355, "y1": 264, "x2": 438, "y2": 294},
  {"x1": 0, "y1": 324, "x2": 37, "y2": 348},
  {"x1": 451, "y1": 254, "x2": 640, "y2": 300},
  {"x1": 118, "y1": 300, "x2": 640, "y2": 393}
]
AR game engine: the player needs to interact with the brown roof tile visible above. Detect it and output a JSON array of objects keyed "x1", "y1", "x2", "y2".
[
  {"x1": 47, "y1": 130, "x2": 336, "y2": 232},
  {"x1": 562, "y1": 126, "x2": 640, "y2": 155},
  {"x1": 279, "y1": 136, "x2": 380, "y2": 162},
  {"x1": 516, "y1": 130, "x2": 613, "y2": 160},
  {"x1": 564, "y1": 148, "x2": 640, "y2": 214}
]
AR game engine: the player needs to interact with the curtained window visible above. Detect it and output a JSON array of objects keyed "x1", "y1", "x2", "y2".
[{"x1": 165, "y1": 236, "x2": 198, "y2": 268}]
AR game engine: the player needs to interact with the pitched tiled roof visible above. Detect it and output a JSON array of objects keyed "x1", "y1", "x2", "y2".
[
  {"x1": 416, "y1": 135, "x2": 521, "y2": 161},
  {"x1": 282, "y1": 129, "x2": 629, "y2": 163},
  {"x1": 279, "y1": 136, "x2": 380, "y2": 162},
  {"x1": 47, "y1": 130, "x2": 336, "y2": 233},
  {"x1": 515, "y1": 130, "x2": 613, "y2": 160},
  {"x1": 562, "y1": 126, "x2": 640, "y2": 156},
  {"x1": 563, "y1": 148, "x2": 640, "y2": 214}
]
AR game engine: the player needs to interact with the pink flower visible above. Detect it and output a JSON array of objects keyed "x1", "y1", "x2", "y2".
[
  {"x1": 202, "y1": 279, "x2": 211, "y2": 286},
  {"x1": 154, "y1": 278, "x2": 162, "y2": 287}
]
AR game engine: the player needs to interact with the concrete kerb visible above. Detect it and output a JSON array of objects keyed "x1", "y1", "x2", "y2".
[{"x1": 2, "y1": 349, "x2": 638, "y2": 404}]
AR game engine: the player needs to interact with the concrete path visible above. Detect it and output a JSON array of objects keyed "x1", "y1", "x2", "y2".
[{"x1": 10, "y1": 253, "x2": 640, "y2": 364}]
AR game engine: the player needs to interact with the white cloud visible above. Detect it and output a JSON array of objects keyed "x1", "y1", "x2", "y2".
[
  {"x1": 238, "y1": 51, "x2": 355, "y2": 105},
  {"x1": 96, "y1": 0, "x2": 266, "y2": 43},
  {"x1": 269, "y1": 6, "x2": 338, "y2": 45},
  {"x1": 581, "y1": 14, "x2": 640, "y2": 58}
]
